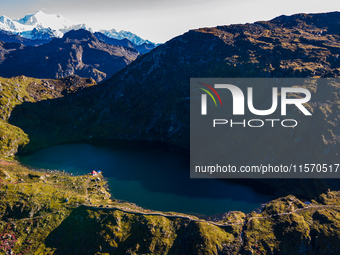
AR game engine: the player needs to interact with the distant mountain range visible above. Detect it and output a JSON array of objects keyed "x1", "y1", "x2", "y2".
[
  {"x1": 0, "y1": 10, "x2": 156, "y2": 46},
  {"x1": 0, "y1": 29, "x2": 156, "y2": 53},
  {"x1": 0, "y1": 29, "x2": 140, "y2": 82},
  {"x1": 0, "y1": 30, "x2": 50, "y2": 46},
  {"x1": 93, "y1": 32, "x2": 156, "y2": 54}
]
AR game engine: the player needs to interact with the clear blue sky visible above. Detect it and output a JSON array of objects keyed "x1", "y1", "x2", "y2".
[{"x1": 1, "y1": 0, "x2": 340, "y2": 43}]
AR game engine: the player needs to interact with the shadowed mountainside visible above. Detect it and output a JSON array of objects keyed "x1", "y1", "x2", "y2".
[
  {"x1": 0, "y1": 75, "x2": 95, "y2": 157},
  {"x1": 9, "y1": 12, "x2": 340, "y2": 148},
  {"x1": 0, "y1": 29, "x2": 139, "y2": 82},
  {"x1": 0, "y1": 30, "x2": 50, "y2": 46}
]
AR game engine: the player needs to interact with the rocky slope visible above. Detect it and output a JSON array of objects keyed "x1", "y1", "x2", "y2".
[
  {"x1": 0, "y1": 41, "x2": 22, "y2": 64},
  {"x1": 99, "y1": 28, "x2": 155, "y2": 46},
  {"x1": 94, "y1": 32, "x2": 156, "y2": 54},
  {"x1": 0, "y1": 30, "x2": 50, "y2": 46},
  {"x1": 94, "y1": 32, "x2": 136, "y2": 48},
  {"x1": 0, "y1": 29, "x2": 139, "y2": 82},
  {"x1": 9, "y1": 12, "x2": 340, "y2": 150}
]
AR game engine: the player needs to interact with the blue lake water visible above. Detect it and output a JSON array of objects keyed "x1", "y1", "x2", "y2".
[{"x1": 17, "y1": 142, "x2": 271, "y2": 216}]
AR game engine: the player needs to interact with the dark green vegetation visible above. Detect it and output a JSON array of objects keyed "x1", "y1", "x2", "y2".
[
  {"x1": 1, "y1": 11, "x2": 340, "y2": 254},
  {"x1": 0, "y1": 75, "x2": 95, "y2": 157}
]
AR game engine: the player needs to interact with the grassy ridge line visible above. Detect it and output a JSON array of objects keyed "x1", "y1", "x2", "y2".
[
  {"x1": 2, "y1": 159, "x2": 340, "y2": 254},
  {"x1": 0, "y1": 76, "x2": 43, "y2": 157},
  {"x1": 0, "y1": 160, "x2": 240, "y2": 254},
  {"x1": 0, "y1": 75, "x2": 96, "y2": 158}
]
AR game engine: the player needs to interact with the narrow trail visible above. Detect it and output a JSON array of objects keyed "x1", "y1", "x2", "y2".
[
  {"x1": 6, "y1": 210, "x2": 62, "y2": 222},
  {"x1": 80, "y1": 203, "x2": 340, "y2": 228},
  {"x1": 4, "y1": 171, "x2": 340, "y2": 229},
  {"x1": 246, "y1": 204, "x2": 340, "y2": 224}
]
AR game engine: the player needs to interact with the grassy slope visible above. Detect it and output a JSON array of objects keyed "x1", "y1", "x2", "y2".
[
  {"x1": 0, "y1": 76, "x2": 43, "y2": 157},
  {"x1": 2, "y1": 160, "x2": 340, "y2": 254},
  {"x1": 0, "y1": 76, "x2": 237, "y2": 254},
  {"x1": 0, "y1": 75, "x2": 96, "y2": 157},
  {"x1": 0, "y1": 161, "x2": 238, "y2": 255}
]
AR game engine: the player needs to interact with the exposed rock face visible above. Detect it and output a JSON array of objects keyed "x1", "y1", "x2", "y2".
[
  {"x1": 94, "y1": 32, "x2": 157, "y2": 54},
  {"x1": 0, "y1": 30, "x2": 50, "y2": 46},
  {"x1": 0, "y1": 29, "x2": 139, "y2": 82},
  {"x1": 0, "y1": 41, "x2": 25, "y2": 64},
  {"x1": 94, "y1": 32, "x2": 137, "y2": 48}
]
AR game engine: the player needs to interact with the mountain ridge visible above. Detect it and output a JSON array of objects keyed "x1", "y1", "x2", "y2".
[
  {"x1": 0, "y1": 10, "x2": 156, "y2": 46},
  {"x1": 0, "y1": 29, "x2": 140, "y2": 82},
  {"x1": 94, "y1": 32, "x2": 157, "y2": 54},
  {"x1": 0, "y1": 30, "x2": 49, "y2": 46},
  {"x1": 0, "y1": 29, "x2": 157, "y2": 54}
]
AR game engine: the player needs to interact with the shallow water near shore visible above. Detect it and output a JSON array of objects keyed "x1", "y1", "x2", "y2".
[{"x1": 17, "y1": 142, "x2": 271, "y2": 216}]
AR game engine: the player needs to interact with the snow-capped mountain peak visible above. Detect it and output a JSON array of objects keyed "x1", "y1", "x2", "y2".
[
  {"x1": 0, "y1": 11, "x2": 155, "y2": 45},
  {"x1": 0, "y1": 15, "x2": 17, "y2": 30},
  {"x1": 15, "y1": 10, "x2": 73, "y2": 30},
  {"x1": 99, "y1": 29, "x2": 154, "y2": 46}
]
